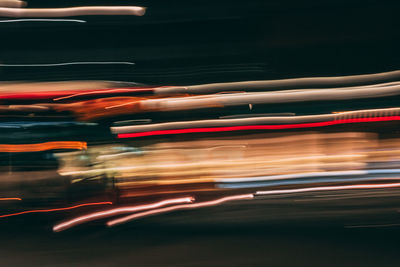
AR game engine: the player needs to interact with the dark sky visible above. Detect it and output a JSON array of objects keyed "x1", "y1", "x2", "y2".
[{"x1": 0, "y1": 0, "x2": 399, "y2": 83}]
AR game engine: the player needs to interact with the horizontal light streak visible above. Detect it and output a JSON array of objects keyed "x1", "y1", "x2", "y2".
[
  {"x1": 0, "y1": 141, "x2": 87, "y2": 152},
  {"x1": 0, "y1": 61, "x2": 135, "y2": 67},
  {"x1": 0, "y1": 6, "x2": 146, "y2": 18},
  {"x1": 53, "y1": 197, "x2": 194, "y2": 232},
  {"x1": 118, "y1": 116, "x2": 400, "y2": 138},
  {"x1": 256, "y1": 183, "x2": 400, "y2": 196},
  {"x1": 0, "y1": 202, "x2": 112, "y2": 219},
  {"x1": 107, "y1": 194, "x2": 254, "y2": 227}
]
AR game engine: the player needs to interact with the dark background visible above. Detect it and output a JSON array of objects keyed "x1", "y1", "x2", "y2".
[
  {"x1": 1, "y1": 0, "x2": 400, "y2": 266},
  {"x1": 1, "y1": 0, "x2": 399, "y2": 84}
]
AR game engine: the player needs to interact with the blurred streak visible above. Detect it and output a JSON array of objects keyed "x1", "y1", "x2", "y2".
[
  {"x1": 217, "y1": 169, "x2": 400, "y2": 183},
  {"x1": 0, "y1": 62, "x2": 135, "y2": 67},
  {"x1": 53, "y1": 197, "x2": 194, "y2": 232},
  {"x1": 0, "y1": 141, "x2": 86, "y2": 152},
  {"x1": 0, "y1": 6, "x2": 146, "y2": 18},
  {"x1": 0, "y1": 0, "x2": 25, "y2": 8},
  {"x1": 144, "y1": 85, "x2": 400, "y2": 112},
  {"x1": 0, "y1": 197, "x2": 21, "y2": 201},
  {"x1": 107, "y1": 194, "x2": 254, "y2": 227},
  {"x1": 117, "y1": 116, "x2": 400, "y2": 138},
  {"x1": 113, "y1": 107, "x2": 400, "y2": 134},
  {"x1": 53, "y1": 88, "x2": 152, "y2": 101},
  {"x1": 0, "y1": 202, "x2": 112, "y2": 218},
  {"x1": 255, "y1": 183, "x2": 400, "y2": 196},
  {"x1": 155, "y1": 70, "x2": 400, "y2": 94},
  {"x1": 0, "y1": 19, "x2": 86, "y2": 23},
  {"x1": 0, "y1": 80, "x2": 134, "y2": 93}
]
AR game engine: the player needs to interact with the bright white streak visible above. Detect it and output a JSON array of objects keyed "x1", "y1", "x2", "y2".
[
  {"x1": 107, "y1": 194, "x2": 254, "y2": 227},
  {"x1": 256, "y1": 182, "x2": 400, "y2": 196},
  {"x1": 53, "y1": 197, "x2": 194, "y2": 232}
]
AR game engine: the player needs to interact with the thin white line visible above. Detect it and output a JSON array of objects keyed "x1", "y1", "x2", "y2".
[
  {"x1": 256, "y1": 182, "x2": 400, "y2": 196},
  {"x1": 0, "y1": 18, "x2": 86, "y2": 23},
  {"x1": 217, "y1": 170, "x2": 367, "y2": 183},
  {"x1": 0, "y1": 61, "x2": 135, "y2": 67}
]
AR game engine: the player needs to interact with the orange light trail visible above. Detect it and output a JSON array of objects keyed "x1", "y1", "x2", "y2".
[
  {"x1": 0, "y1": 197, "x2": 21, "y2": 201},
  {"x1": 0, "y1": 141, "x2": 87, "y2": 152},
  {"x1": 53, "y1": 197, "x2": 194, "y2": 232},
  {"x1": 107, "y1": 194, "x2": 254, "y2": 227},
  {"x1": 0, "y1": 201, "x2": 112, "y2": 219}
]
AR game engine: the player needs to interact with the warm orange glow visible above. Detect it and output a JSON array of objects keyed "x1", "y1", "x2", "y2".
[
  {"x1": 0, "y1": 141, "x2": 87, "y2": 152},
  {"x1": 0, "y1": 197, "x2": 21, "y2": 201}
]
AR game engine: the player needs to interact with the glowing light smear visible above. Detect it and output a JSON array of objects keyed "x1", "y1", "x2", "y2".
[
  {"x1": 53, "y1": 197, "x2": 194, "y2": 232},
  {"x1": 107, "y1": 194, "x2": 254, "y2": 227},
  {"x1": 118, "y1": 116, "x2": 400, "y2": 138},
  {"x1": 0, "y1": 0, "x2": 26, "y2": 8},
  {"x1": 0, "y1": 6, "x2": 146, "y2": 18},
  {"x1": 0, "y1": 61, "x2": 135, "y2": 67},
  {"x1": 0, "y1": 141, "x2": 87, "y2": 152},
  {"x1": 0, "y1": 202, "x2": 112, "y2": 219},
  {"x1": 0, "y1": 19, "x2": 86, "y2": 23},
  {"x1": 256, "y1": 182, "x2": 400, "y2": 196},
  {"x1": 0, "y1": 197, "x2": 21, "y2": 201},
  {"x1": 53, "y1": 88, "x2": 153, "y2": 101}
]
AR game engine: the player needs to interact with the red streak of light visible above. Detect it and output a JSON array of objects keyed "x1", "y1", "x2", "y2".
[
  {"x1": 107, "y1": 194, "x2": 254, "y2": 227},
  {"x1": 0, "y1": 202, "x2": 112, "y2": 219},
  {"x1": 53, "y1": 197, "x2": 194, "y2": 232},
  {"x1": 118, "y1": 116, "x2": 400, "y2": 138}
]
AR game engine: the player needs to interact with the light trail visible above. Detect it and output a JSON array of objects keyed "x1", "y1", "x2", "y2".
[
  {"x1": 53, "y1": 197, "x2": 194, "y2": 232},
  {"x1": 117, "y1": 116, "x2": 400, "y2": 138},
  {"x1": 256, "y1": 182, "x2": 400, "y2": 196},
  {"x1": 0, "y1": 6, "x2": 146, "y2": 18},
  {"x1": 0, "y1": 197, "x2": 21, "y2": 201},
  {"x1": 107, "y1": 194, "x2": 254, "y2": 227},
  {"x1": 0, "y1": 141, "x2": 87, "y2": 152},
  {"x1": 0, "y1": 202, "x2": 112, "y2": 219},
  {"x1": 0, "y1": 19, "x2": 86, "y2": 23},
  {"x1": 0, "y1": 61, "x2": 135, "y2": 67}
]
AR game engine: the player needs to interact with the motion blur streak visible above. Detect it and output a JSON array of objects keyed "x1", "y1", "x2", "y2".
[
  {"x1": 0, "y1": 202, "x2": 112, "y2": 219},
  {"x1": 0, "y1": 19, "x2": 87, "y2": 23},
  {"x1": 155, "y1": 70, "x2": 400, "y2": 94},
  {"x1": 117, "y1": 116, "x2": 400, "y2": 138},
  {"x1": 0, "y1": 62, "x2": 135, "y2": 67},
  {"x1": 0, "y1": 141, "x2": 87, "y2": 152},
  {"x1": 0, "y1": 0, "x2": 25, "y2": 8},
  {"x1": 53, "y1": 197, "x2": 194, "y2": 232},
  {"x1": 112, "y1": 107, "x2": 400, "y2": 134},
  {"x1": 0, "y1": 197, "x2": 21, "y2": 201},
  {"x1": 107, "y1": 194, "x2": 254, "y2": 227},
  {"x1": 53, "y1": 88, "x2": 152, "y2": 101},
  {"x1": 256, "y1": 183, "x2": 400, "y2": 196},
  {"x1": 0, "y1": 6, "x2": 146, "y2": 18}
]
